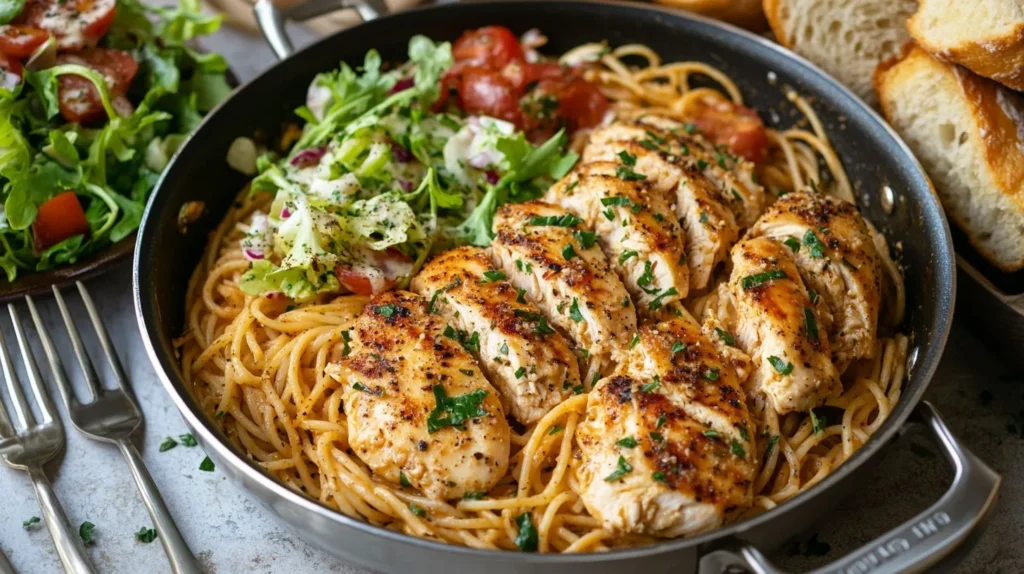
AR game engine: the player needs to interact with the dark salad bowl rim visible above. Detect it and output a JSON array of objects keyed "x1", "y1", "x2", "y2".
[{"x1": 133, "y1": 0, "x2": 955, "y2": 561}]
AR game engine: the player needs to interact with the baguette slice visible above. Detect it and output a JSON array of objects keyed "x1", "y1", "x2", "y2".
[
  {"x1": 764, "y1": 0, "x2": 917, "y2": 106},
  {"x1": 875, "y1": 45, "x2": 1024, "y2": 272},
  {"x1": 908, "y1": 0, "x2": 1024, "y2": 91}
]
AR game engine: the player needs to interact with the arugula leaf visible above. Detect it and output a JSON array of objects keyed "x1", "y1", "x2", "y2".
[{"x1": 0, "y1": 0, "x2": 24, "y2": 25}]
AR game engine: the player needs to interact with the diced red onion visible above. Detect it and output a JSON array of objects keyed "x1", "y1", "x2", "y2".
[
  {"x1": 389, "y1": 77, "x2": 414, "y2": 94},
  {"x1": 243, "y1": 249, "x2": 264, "y2": 261},
  {"x1": 281, "y1": 207, "x2": 291, "y2": 219},
  {"x1": 399, "y1": 179, "x2": 414, "y2": 192},
  {"x1": 289, "y1": 147, "x2": 326, "y2": 168},
  {"x1": 485, "y1": 170, "x2": 499, "y2": 184},
  {"x1": 390, "y1": 141, "x2": 414, "y2": 163},
  {"x1": 469, "y1": 150, "x2": 503, "y2": 169}
]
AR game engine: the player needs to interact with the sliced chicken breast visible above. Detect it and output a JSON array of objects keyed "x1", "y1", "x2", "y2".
[
  {"x1": 588, "y1": 117, "x2": 765, "y2": 228},
  {"x1": 545, "y1": 161, "x2": 690, "y2": 315},
  {"x1": 748, "y1": 192, "x2": 883, "y2": 373},
  {"x1": 410, "y1": 247, "x2": 581, "y2": 425},
  {"x1": 492, "y1": 201, "x2": 637, "y2": 381},
  {"x1": 582, "y1": 139, "x2": 739, "y2": 291},
  {"x1": 325, "y1": 290, "x2": 510, "y2": 500},
  {"x1": 725, "y1": 237, "x2": 840, "y2": 414},
  {"x1": 575, "y1": 317, "x2": 756, "y2": 537}
]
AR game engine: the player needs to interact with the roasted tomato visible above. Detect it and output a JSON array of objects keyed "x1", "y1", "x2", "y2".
[
  {"x1": 0, "y1": 52, "x2": 22, "y2": 92},
  {"x1": 0, "y1": 25, "x2": 50, "y2": 58},
  {"x1": 56, "y1": 48, "x2": 138, "y2": 124},
  {"x1": 459, "y1": 67, "x2": 522, "y2": 125},
  {"x1": 335, "y1": 268, "x2": 381, "y2": 296},
  {"x1": 452, "y1": 25, "x2": 524, "y2": 69},
  {"x1": 336, "y1": 248, "x2": 413, "y2": 296},
  {"x1": 15, "y1": 0, "x2": 116, "y2": 51},
  {"x1": 687, "y1": 95, "x2": 768, "y2": 163},
  {"x1": 33, "y1": 192, "x2": 90, "y2": 251}
]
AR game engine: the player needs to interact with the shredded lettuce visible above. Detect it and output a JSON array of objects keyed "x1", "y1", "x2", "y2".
[{"x1": 0, "y1": 0, "x2": 230, "y2": 280}]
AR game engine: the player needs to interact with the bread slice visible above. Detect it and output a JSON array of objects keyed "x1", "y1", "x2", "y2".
[
  {"x1": 908, "y1": 0, "x2": 1024, "y2": 91},
  {"x1": 656, "y1": 0, "x2": 767, "y2": 31},
  {"x1": 764, "y1": 0, "x2": 917, "y2": 106},
  {"x1": 875, "y1": 45, "x2": 1024, "y2": 272}
]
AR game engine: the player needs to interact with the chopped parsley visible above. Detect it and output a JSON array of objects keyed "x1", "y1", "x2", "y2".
[
  {"x1": 79, "y1": 522, "x2": 96, "y2": 545},
  {"x1": 22, "y1": 516, "x2": 40, "y2": 530},
  {"x1": 648, "y1": 287, "x2": 678, "y2": 311},
  {"x1": 682, "y1": 123, "x2": 699, "y2": 134},
  {"x1": 702, "y1": 429, "x2": 719, "y2": 438},
  {"x1": 671, "y1": 341, "x2": 687, "y2": 355},
  {"x1": 373, "y1": 304, "x2": 401, "y2": 318},
  {"x1": 514, "y1": 310, "x2": 556, "y2": 335},
  {"x1": 699, "y1": 211, "x2": 709, "y2": 223},
  {"x1": 615, "y1": 165, "x2": 646, "y2": 181},
  {"x1": 652, "y1": 471, "x2": 667, "y2": 483},
  {"x1": 463, "y1": 491, "x2": 485, "y2": 500},
  {"x1": 703, "y1": 368, "x2": 720, "y2": 381},
  {"x1": 741, "y1": 269, "x2": 788, "y2": 289},
  {"x1": 617, "y1": 150, "x2": 637, "y2": 166},
  {"x1": 341, "y1": 330, "x2": 352, "y2": 356},
  {"x1": 714, "y1": 328, "x2": 736, "y2": 346},
  {"x1": 784, "y1": 237, "x2": 801, "y2": 252},
  {"x1": 641, "y1": 378, "x2": 660, "y2": 393},
  {"x1": 768, "y1": 356, "x2": 794, "y2": 375},
  {"x1": 808, "y1": 289, "x2": 819, "y2": 305},
  {"x1": 764, "y1": 435, "x2": 781, "y2": 456},
  {"x1": 731, "y1": 439, "x2": 746, "y2": 458},
  {"x1": 810, "y1": 409, "x2": 825, "y2": 436},
  {"x1": 199, "y1": 457, "x2": 215, "y2": 471},
  {"x1": 604, "y1": 456, "x2": 633, "y2": 482},
  {"x1": 637, "y1": 261, "x2": 655, "y2": 288},
  {"x1": 602, "y1": 208, "x2": 615, "y2": 221},
  {"x1": 426, "y1": 386, "x2": 489, "y2": 433},
  {"x1": 804, "y1": 307, "x2": 819, "y2": 341},
  {"x1": 352, "y1": 382, "x2": 371, "y2": 393},
  {"x1": 459, "y1": 369, "x2": 475, "y2": 376},
  {"x1": 515, "y1": 513, "x2": 539, "y2": 552},
  {"x1": 649, "y1": 431, "x2": 665, "y2": 442},
  {"x1": 569, "y1": 298, "x2": 584, "y2": 322},
  {"x1": 516, "y1": 288, "x2": 527, "y2": 303},
  {"x1": 616, "y1": 436, "x2": 638, "y2": 448},
  {"x1": 515, "y1": 367, "x2": 527, "y2": 379},
  {"x1": 528, "y1": 213, "x2": 583, "y2": 227},
  {"x1": 562, "y1": 243, "x2": 578, "y2": 260},
  {"x1": 548, "y1": 425, "x2": 564, "y2": 436},
  {"x1": 481, "y1": 270, "x2": 506, "y2": 283},
  {"x1": 739, "y1": 426, "x2": 750, "y2": 441},
  {"x1": 656, "y1": 413, "x2": 667, "y2": 428},
  {"x1": 696, "y1": 158, "x2": 709, "y2": 170},
  {"x1": 159, "y1": 437, "x2": 177, "y2": 452},
  {"x1": 135, "y1": 527, "x2": 157, "y2": 544},
  {"x1": 499, "y1": 342, "x2": 509, "y2": 355},
  {"x1": 629, "y1": 333, "x2": 641, "y2": 349},
  {"x1": 802, "y1": 229, "x2": 826, "y2": 258},
  {"x1": 400, "y1": 472, "x2": 412, "y2": 487},
  {"x1": 572, "y1": 384, "x2": 585, "y2": 395},
  {"x1": 619, "y1": 250, "x2": 639, "y2": 264},
  {"x1": 409, "y1": 502, "x2": 427, "y2": 517},
  {"x1": 179, "y1": 434, "x2": 197, "y2": 447}
]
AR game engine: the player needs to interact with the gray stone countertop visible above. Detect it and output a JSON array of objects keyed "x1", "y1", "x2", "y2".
[{"x1": 1, "y1": 18, "x2": 1022, "y2": 574}]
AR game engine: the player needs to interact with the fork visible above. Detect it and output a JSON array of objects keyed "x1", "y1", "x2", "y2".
[
  {"x1": 25, "y1": 282, "x2": 200, "y2": 574},
  {"x1": 0, "y1": 300, "x2": 94, "y2": 573}
]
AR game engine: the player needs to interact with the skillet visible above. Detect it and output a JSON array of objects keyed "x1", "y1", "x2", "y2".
[{"x1": 132, "y1": 1, "x2": 999, "y2": 572}]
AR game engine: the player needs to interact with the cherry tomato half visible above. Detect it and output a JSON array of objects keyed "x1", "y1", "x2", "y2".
[
  {"x1": 0, "y1": 25, "x2": 49, "y2": 58},
  {"x1": 452, "y1": 25, "x2": 524, "y2": 69},
  {"x1": 56, "y1": 48, "x2": 138, "y2": 124},
  {"x1": 16, "y1": 0, "x2": 116, "y2": 51},
  {"x1": 686, "y1": 96, "x2": 768, "y2": 163}
]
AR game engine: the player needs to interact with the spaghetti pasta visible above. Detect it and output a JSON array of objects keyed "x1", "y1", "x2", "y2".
[{"x1": 177, "y1": 43, "x2": 907, "y2": 553}]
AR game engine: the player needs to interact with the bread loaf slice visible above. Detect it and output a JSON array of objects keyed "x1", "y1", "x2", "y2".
[
  {"x1": 875, "y1": 45, "x2": 1024, "y2": 272},
  {"x1": 764, "y1": 0, "x2": 917, "y2": 106},
  {"x1": 908, "y1": 0, "x2": 1024, "y2": 91}
]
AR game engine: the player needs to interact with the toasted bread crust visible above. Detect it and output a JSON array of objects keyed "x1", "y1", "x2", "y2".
[
  {"x1": 909, "y1": 17, "x2": 1024, "y2": 91},
  {"x1": 763, "y1": 0, "x2": 788, "y2": 47},
  {"x1": 875, "y1": 45, "x2": 1024, "y2": 271}
]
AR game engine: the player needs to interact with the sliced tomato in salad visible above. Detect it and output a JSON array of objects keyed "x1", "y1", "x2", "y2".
[
  {"x1": 452, "y1": 25, "x2": 524, "y2": 69},
  {"x1": 56, "y1": 48, "x2": 139, "y2": 124},
  {"x1": 686, "y1": 96, "x2": 768, "y2": 164},
  {"x1": 0, "y1": 52, "x2": 22, "y2": 92},
  {"x1": 33, "y1": 191, "x2": 90, "y2": 251},
  {"x1": 15, "y1": 0, "x2": 116, "y2": 51},
  {"x1": 335, "y1": 248, "x2": 414, "y2": 296},
  {"x1": 0, "y1": 25, "x2": 50, "y2": 58}
]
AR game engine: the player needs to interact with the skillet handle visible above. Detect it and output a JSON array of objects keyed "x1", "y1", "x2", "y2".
[
  {"x1": 253, "y1": 0, "x2": 390, "y2": 60},
  {"x1": 699, "y1": 401, "x2": 1000, "y2": 574}
]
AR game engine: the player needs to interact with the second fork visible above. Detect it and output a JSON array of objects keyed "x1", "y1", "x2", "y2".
[{"x1": 26, "y1": 283, "x2": 200, "y2": 574}]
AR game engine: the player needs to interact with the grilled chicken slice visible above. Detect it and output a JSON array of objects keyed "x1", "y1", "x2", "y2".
[
  {"x1": 545, "y1": 161, "x2": 689, "y2": 315},
  {"x1": 582, "y1": 139, "x2": 739, "y2": 291},
  {"x1": 725, "y1": 237, "x2": 840, "y2": 414},
  {"x1": 588, "y1": 117, "x2": 765, "y2": 228},
  {"x1": 748, "y1": 193, "x2": 883, "y2": 373},
  {"x1": 410, "y1": 247, "x2": 581, "y2": 424},
  {"x1": 575, "y1": 317, "x2": 756, "y2": 537},
  {"x1": 492, "y1": 201, "x2": 637, "y2": 381},
  {"x1": 325, "y1": 290, "x2": 510, "y2": 500}
]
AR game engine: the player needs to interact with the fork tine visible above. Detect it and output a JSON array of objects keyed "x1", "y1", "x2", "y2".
[
  {"x1": 0, "y1": 315, "x2": 34, "y2": 429},
  {"x1": 9, "y1": 304, "x2": 58, "y2": 424},
  {"x1": 51, "y1": 284, "x2": 101, "y2": 399},
  {"x1": 26, "y1": 295, "x2": 79, "y2": 411},
  {"x1": 75, "y1": 281, "x2": 130, "y2": 393}
]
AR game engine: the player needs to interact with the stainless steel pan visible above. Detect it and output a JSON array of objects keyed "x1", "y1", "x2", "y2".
[{"x1": 132, "y1": 1, "x2": 999, "y2": 572}]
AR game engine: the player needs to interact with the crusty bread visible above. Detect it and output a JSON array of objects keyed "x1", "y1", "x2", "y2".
[
  {"x1": 875, "y1": 45, "x2": 1024, "y2": 272},
  {"x1": 908, "y1": 0, "x2": 1024, "y2": 91},
  {"x1": 656, "y1": 0, "x2": 767, "y2": 31},
  {"x1": 764, "y1": 0, "x2": 917, "y2": 106}
]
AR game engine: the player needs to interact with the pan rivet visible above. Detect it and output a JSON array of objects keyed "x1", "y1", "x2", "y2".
[
  {"x1": 880, "y1": 185, "x2": 896, "y2": 215},
  {"x1": 907, "y1": 346, "x2": 919, "y2": 373}
]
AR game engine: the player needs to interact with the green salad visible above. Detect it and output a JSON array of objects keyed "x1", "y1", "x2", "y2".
[
  {"x1": 0, "y1": 0, "x2": 230, "y2": 281},
  {"x1": 236, "y1": 35, "x2": 580, "y2": 301}
]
